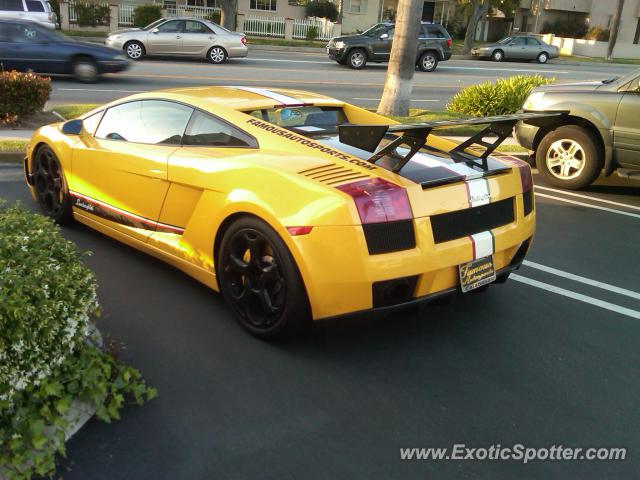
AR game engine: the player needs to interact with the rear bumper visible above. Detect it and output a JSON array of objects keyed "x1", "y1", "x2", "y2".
[
  {"x1": 289, "y1": 193, "x2": 535, "y2": 320},
  {"x1": 227, "y1": 45, "x2": 248, "y2": 58},
  {"x1": 442, "y1": 50, "x2": 452, "y2": 60}
]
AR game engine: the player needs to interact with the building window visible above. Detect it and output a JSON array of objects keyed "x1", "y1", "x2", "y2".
[
  {"x1": 635, "y1": 18, "x2": 640, "y2": 44},
  {"x1": 250, "y1": 0, "x2": 277, "y2": 11},
  {"x1": 186, "y1": 0, "x2": 204, "y2": 6},
  {"x1": 350, "y1": 0, "x2": 367, "y2": 13}
]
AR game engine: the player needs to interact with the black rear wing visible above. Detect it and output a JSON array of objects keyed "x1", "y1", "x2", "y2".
[{"x1": 338, "y1": 112, "x2": 566, "y2": 172}]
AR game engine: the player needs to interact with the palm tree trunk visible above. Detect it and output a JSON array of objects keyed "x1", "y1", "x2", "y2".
[
  {"x1": 219, "y1": 0, "x2": 237, "y2": 31},
  {"x1": 462, "y1": 0, "x2": 490, "y2": 55},
  {"x1": 606, "y1": 0, "x2": 625, "y2": 61},
  {"x1": 376, "y1": 0, "x2": 423, "y2": 117}
]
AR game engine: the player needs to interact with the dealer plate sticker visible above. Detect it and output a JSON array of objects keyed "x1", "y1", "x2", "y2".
[{"x1": 459, "y1": 256, "x2": 496, "y2": 293}]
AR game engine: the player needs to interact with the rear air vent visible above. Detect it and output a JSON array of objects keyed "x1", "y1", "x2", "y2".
[{"x1": 299, "y1": 164, "x2": 369, "y2": 186}]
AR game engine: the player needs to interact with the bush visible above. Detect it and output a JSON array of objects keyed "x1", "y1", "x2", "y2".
[
  {"x1": 306, "y1": 25, "x2": 319, "y2": 41},
  {"x1": 75, "y1": 3, "x2": 110, "y2": 27},
  {"x1": 133, "y1": 4, "x2": 162, "y2": 28},
  {"x1": 446, "y1": 75, "x2": 555, "y2": 117},
  {"x1": 584, "y1": 26, "x2": 610, "y2": 41},
  {"x1": 206, "y1": 10, "x2": 222, "y2": 25},
  {"x1": 0, "y1": 71, "x2": 51, "y2": 125},
  {"x1": 540, "y1": 19, "x2": 588, "y2": 39},
  {"x1": 0, "y1": 201, "x2": 156, "y2": 480},
  {"x1": 305, "y1": 0, "x2": 339, "y2": 22}
]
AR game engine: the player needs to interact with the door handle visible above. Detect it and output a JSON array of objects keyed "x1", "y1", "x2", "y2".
[{"x1": 176, "y1": 35, "x2": 182, "y2": 39}]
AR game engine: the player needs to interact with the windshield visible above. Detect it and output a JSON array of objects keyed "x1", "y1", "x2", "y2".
[
  {"x1": 608, "y1": 68, "x2": 640, "y2": 87},
  {"x1": 143, "y1": 18, "x2": 166, "y2": 31},
  {"x1": 247, "y1": 107, "x2": 348, "y2": 133},
  {"x1": 362, "y1": 23, "x2": 390, "y2": 37},
  {"x1": 497, "y1": 36, "x2": 513, "y2": 44}
]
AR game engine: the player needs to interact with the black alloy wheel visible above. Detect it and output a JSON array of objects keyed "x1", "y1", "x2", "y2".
[{"x1": 32, "y1": 146, "x2": 73, "y2": 224}]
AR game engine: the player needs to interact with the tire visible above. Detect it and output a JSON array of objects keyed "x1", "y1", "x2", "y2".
[
  {"x1": 535, "y1": 125, "x2": 602, "y2": 189},
  {"x1": 72, "y1": 58, "x2": 98, "y2": 83},
  {"x1": 32, "y1": 146, "x2": 73, "y2": 225},
  {"x1": 336, "y1": 57, "x2": 347, "y2": 65},
  {"x1": 491, "y1": 49, "x2": 504, "y2": 62},
  {"x1": 217, "y1": 217, "x2": 311, "y2": 339},
  {"x1": 418, "y1": 51, "x2": 438, "y2": 72},
  {"x1": 207, "y1": 46, "x2": 227, "y2": 64},
  {"x1": 124, "y1": 41, "x2": 145, "y2": 60},
  {"x1": 537, "y1": 52, "x2": 548, "y2": 64},
  {"x1": 347, "y1": 48, "x2": 367, "y2": 69}
]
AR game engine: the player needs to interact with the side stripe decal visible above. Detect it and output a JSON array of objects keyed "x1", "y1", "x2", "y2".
[
  {"x1": 70, "y1": 191, "x2": 185, "y2": 235},
  {"x1": 227, "y1": 86, "x2": 306, "y2": 106}
]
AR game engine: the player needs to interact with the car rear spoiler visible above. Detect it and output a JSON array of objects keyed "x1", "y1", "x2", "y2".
[{"x1": 338, "y1": 112, "x2": 567, "y2": 173}]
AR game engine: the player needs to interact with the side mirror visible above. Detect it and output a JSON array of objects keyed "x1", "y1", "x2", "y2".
[
  {"x1": 61, "y1": 119, "x2": 83, "y2": 135},
  {"x1": 152, "y1": 27, "x2": 159, "y2": 34},
  {"x1": 380, "y1": 33, "x2": 389, "y2": 40}
]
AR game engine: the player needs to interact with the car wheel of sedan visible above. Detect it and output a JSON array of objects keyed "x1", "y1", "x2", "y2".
[
  {"x1": 491, "y1": 49, "x2": 504, "y2": 62},
  {"x1": 72, "y1": 58, "x2": 98, "y2": 83},
  {"x1": 32, "y1": 146, "x2": 73, "y2": 225},
  {"x1": 218, "y1": 217, "x2": 311, "y2": 339},
  {"x1": 418, "y1": 51, "x2": 438, "y2": 72},
  {"x1": 347, "y1": 48, "x2": 367, "y2": 69},
  {"x1": 124, "y1": 41, "x2": 145, "y2": 60},
  {"x1": 536, "y1": 125, "x2": 602, "y2": 190},
  {"x1": 537, "y1": 52, "x2": 549, "y2": 63},
  {"x1": 208, "y1": 46, "x2": 228, "y2": 64}
]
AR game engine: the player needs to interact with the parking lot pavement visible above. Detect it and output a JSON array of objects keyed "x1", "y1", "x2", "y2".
[{"x1": 1, "y1": 169, "x2": 639, "y2": 479}]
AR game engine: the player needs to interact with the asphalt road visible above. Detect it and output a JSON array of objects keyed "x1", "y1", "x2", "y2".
[
  {"x1": 47, "y1": 51, "x2": 639, "y2": 110},
  {"x1": 1, "y1": 165, "x2": 639, "y2": 479}
]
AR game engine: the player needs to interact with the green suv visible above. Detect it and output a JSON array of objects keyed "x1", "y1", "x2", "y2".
[
  {"x1": 515, "y1": 69, "x2": 640, "y2": 189},
  {"x1": 326, "y1": 22, "x2": 452, "y2": 72}
]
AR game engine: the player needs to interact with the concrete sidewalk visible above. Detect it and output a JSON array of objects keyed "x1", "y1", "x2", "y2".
[{"x1": 0, "y1": 130, "x2": 32, "y2": 140}]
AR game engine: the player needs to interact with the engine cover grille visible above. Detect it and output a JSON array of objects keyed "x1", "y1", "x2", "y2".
[{"x1": 362, "y1": 220, "x2": 416, "y2": 255}]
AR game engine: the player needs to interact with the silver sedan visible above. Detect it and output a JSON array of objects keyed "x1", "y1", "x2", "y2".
[
  {"x1": 471, "y1": 35, "x2": 559, "y2": 64},
  {"x1": 106, "y1": 17, "x2": 248, "y2": 64}
]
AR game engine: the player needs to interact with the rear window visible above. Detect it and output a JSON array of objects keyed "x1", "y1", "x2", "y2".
[
  {"x1": 0, "y1": 0, "x2": 24, "y2": 11},
  {"x1": 26, "y1": 0, "x2": 44, "y2": 11},
  {"x1": 247, "y1": 106, "x2": 348, "y2": 133}
]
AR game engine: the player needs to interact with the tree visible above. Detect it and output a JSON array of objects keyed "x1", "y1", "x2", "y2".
[
  {"x1": 376, "y1": 0, "x2": 423, "y2": 116},
  {"x1": 219, "y1": 0, "x2": 237, "y2": 31},
  {"x1": 606, "y1": 0, "x2": 625, "y2": 61},
  {"x1": 462, "y1": 0, "x2": 490, "y2": 54}
]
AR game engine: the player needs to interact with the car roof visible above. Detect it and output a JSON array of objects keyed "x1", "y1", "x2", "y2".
[{"x1": 97, "y1": 86, "x2": 344, "y2": 112}]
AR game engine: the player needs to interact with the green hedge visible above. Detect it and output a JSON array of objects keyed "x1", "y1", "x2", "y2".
[
  {"x1": 75, "y1": 3, "x2": 110, "y2": 27},
  {"x1": 446, "y1": 75, "x2": 555, "y2": 117},
  {"x1": 0, "y1": 202, "x2": 156, "y2": 480},
  {"x1": 133, "y1": 4, "x2": 162, "y2": 28},
  {"x1": 0, "y1": 71, "x2": 51, "y2": 125},
  {"x1": 305, "y1": 0, "x2": 338, "y2": 22}
]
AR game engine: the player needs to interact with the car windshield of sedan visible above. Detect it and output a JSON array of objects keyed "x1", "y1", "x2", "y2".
[
  {"x1": 143, "y1": 19, "x2": 166, "y2": 30},
  {"x1": 496, "y1": 36, "x2": 513, "y2": 44},
  {"x1": 247, "y1": 107, "x2": 348, "y2": 133}
]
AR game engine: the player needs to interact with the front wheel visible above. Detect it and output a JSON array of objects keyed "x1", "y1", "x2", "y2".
[
  {"x1": 124, "y1": 41, "x2": 145, "y2": 60},
  {"x1": 217, "y1": 217, "x2": 311, "y2": 339},
  {"x1": 347, "y1": 48, "x2": 367, "y2": 69},
  {"x1": 535, "y1": 125, "x2": 602, "y2": 189},
  {"x1": 208, "y1": 46, "x2": 227, "y2": 64},
  {"x1": 72, "y1": 58, "x2": 98, "y2": 83},
  {"x1": 418, "y1": 51, "x2": 438, "y2": 72},
  {"x1": 537, "y1": 52, "x2": 549, "y2": 63},
  {"x1": 32, "y1": 146, "x2": 74, "y2": 224},
  {"x1": 491, "y1": 49, "x2": 504, "y2": 62}
]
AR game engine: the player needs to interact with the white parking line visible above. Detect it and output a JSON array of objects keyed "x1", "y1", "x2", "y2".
[
  {"x1": 511, "y1": 274, "x2": 640, "y2": 320},
  {"x1": 438, "y1": 66, "x2": 570, "y2": 74},
  {"x1": 523, "y1": 260, "x2": 640, "y2": 301},
  {"x1": 352, "y1": 97, "x2": 440, "y2": 102},
  {"x1": 534, "y1": 192, "x2": 640, "y2": 219},
  {"x1": 534, "y1": 185, "x2": 640, "y2": 211}
]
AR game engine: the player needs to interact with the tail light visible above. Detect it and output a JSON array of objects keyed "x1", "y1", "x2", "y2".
[
  {"x1": 446, "y1": 39, "x2": 452, "y2": 48},
  {"x1": 241, "y1": 36, "x2": 247, "y2": 46},
  {"x1": 337, "y1": 178, "x2": 412, "y2": 224}
]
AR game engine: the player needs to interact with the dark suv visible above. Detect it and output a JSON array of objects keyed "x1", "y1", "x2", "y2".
[{"x1": 326, "y1": 22, "x2": 452, "y2": 72}]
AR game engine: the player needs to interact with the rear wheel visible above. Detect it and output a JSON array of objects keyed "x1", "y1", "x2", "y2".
[
  {"x1": 491, "y1": 49, "x2": 504, "y2": 62},
  {"x1": 535, "y1": 125, "x2": 602, "y2": 189},
  {"x1": 217, "y1": 217, "x2": 311, "y2": 339},
  {"x1": 537, "y1": 52, "x2": 549, "y2": 63},
  {"x1": 72, "y1": 58, "x2": 98, "y2": 83},
  {"x1": 32, "y1": 146, "x2": 73, "y2": 225},
  {"x1": 347, "y1": 48, "x2": 367, "y2": 69},
  {"x1": 208, "y1": 46, "x2": 227, "y2": 64},
  {"x1": 418, "y1": 51, "x2": 438, "y2": 72},
  {"x1": 124, "y1": 41, "x2": 145, "y2": 60}
]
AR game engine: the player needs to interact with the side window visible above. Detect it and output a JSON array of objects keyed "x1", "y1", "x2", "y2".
[
  {"x1": 185, "y1": 20, "x2": 210, "y2": 34},
  {"x1": 426, "y1": 26, "x2": 444, "y2": 38},
  {"x1": 184, "y1": 111, "x2": 256, "y2": 147},
  {"x1": 0, "y1": 0, "x2": 24, "y2": 11},
  {"x1": 26, "y1": 0, "x2": 44, "y2": 11},
  {"x1": 512, "y1": 37, "x2": 525, "y2": 45},
  {"x1": 82, "y1": 110, "x2": 103, "y2": 135},
  {"x1": 158, "y1": 20, "x2": 183, "y2": 33},
  {"x1": 10, "y1": 24, "x2": 44, "y2": 43},
  {"x1": 95, "y1": 100, "x2": 193, "y2": 145},
  {"x1": 526, "y1": 38, "x2": 540, "y2": 46}
]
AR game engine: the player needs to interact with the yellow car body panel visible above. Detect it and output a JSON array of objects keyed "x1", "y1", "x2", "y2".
[{"x1": 25, "y1": 86, "x2": 535, "y2": 321}]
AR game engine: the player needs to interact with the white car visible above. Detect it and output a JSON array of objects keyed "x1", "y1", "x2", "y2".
[{"x1": 0, "y1": 0, "x2": 57, "y2": 29}]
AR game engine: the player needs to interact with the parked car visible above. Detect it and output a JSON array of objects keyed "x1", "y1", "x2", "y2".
[
  {"x1": 0, "y1": 19, "x2": 129, "y2": 82},
  {"x1": 515, "y1": 69, "x2": 640, "y2": 189},
  {"x1": 471, "y1": 35, "x2": 559, "y2": 63},
  {"x1": 0, "y1": 0, "x2": 56, "y2": 29},
  {"x1": 326, "y1": 22, "x2": 452, "y2": 71},
  {"x1": 106, "y1": 17, "x2": 248, "y2": 64}
]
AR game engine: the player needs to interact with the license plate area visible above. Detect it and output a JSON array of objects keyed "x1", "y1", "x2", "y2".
[{"x1": 459, "y1": 256, "x2": 496, "y2": 293}]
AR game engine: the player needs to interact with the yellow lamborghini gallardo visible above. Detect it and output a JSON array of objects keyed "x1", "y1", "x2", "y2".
[{"x1": 24, "y1": 86, "x2": 555, "y2": 338}]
